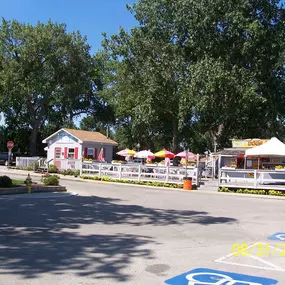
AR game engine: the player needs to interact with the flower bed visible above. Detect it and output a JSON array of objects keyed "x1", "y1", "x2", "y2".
[
  {"x1": 81, "y1": 175, "x2": 187, "y2": 189},
  {"x1": 0, "y1": 174, "x2": 66, "y2": 195},
  {"x1": 218, "y1": 187, "x2": 285, "y2": 196}
]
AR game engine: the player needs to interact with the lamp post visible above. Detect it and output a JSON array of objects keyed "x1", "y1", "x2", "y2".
[{"x1": 185, "y1": 148, "x2": 189, "y2": 178}]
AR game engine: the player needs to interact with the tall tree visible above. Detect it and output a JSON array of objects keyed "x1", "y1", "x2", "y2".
[
  {"x1": 100, "y1": 0, "x2": 285, "y2": 151},
  {"x1": 0, "y1": 19, "x2": 93, "y2": 155}
]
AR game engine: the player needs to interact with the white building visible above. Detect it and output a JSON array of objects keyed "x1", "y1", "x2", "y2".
[{"x1": 42, "y1": 128, "x2": 118, "y2": 169}]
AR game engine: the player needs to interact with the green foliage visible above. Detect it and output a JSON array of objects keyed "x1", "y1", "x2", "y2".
[
  {"x1": 218, "y1": 187, "x2": 231, "y2": 192},
  {"x1": 100, "y1": 0, "x2": 285, "y2": 151},
  {"x1": 0, "y1": 19, "x2": 95, "y2": 155},
  {"x1": 218, "y1": 187, "x2": 285, "y2": 196},
  {"x1": 48, "y1": 164, "x2": 58, "y2": 173},
  {"x1": 12, "y1": 180, "x2": 25, "y2": 185},
  {"x1": 34, "y1": 162, "x2": 39, "y2": 171},
  {"x1": 1, "y1": 0, "x2": 285, "y2": 154},
  {"x1": 81, "y1": 175, "x2": 184, "y2": 188},
  {"x1": 0, "y1": 176, "x2": 13, "y2": 188},
  {"x1": 41, "y1": 175, "x2": 60, "y2": 186},
  {"x1": 268, "y1": 190, "x2": 285, "y2": 196},
  {"x1": 58, "y1": 169, "x2": 80, "y2": 177}
]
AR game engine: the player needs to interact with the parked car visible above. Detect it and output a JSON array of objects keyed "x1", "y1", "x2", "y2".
[{"x1": 0, "y1": 152, "x2": 15, "y2": 166}]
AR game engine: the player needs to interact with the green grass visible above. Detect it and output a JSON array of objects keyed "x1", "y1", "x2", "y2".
[{"x1": 12, "y1": 179, "x2": 25, "y2": 185}]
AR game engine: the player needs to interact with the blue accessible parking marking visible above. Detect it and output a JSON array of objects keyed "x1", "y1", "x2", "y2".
[
  {"x1": 268, "y1": 232, "x2": 285, "y2": 241},
  {"x1": 164, "y1": 268, "x2": 278, "y2": 285}
]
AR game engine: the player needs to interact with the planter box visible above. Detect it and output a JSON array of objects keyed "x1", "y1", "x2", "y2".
[{"x1": 0, "y1": 185, "x2": 67, "y2": 195}]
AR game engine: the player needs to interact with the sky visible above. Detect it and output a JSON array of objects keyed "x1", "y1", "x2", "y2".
[
  {"x1": 0, "y1": 0, "x2": 138, "y2": 126},
  {"x1": 1, "y1": 0, "x2": 138, "y2": 53}
]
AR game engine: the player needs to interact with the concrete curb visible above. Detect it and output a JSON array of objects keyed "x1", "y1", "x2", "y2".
[
  {"x1": 81, "y1": 179, "x2": 285, "y2": 200},
  {"x1": 0, "y1": 185, "x2": 67, "y2": 195},
  {"x1": 2, "y1": 169, "x2": 285, "y2": 200},
  {"x1": 1, "y1": 169, "x2": 81, "y2": 181}
]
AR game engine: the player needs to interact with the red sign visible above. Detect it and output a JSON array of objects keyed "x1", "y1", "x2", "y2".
[{"x1": 7, "y1": 141, "x2": 14, "y2": 150}]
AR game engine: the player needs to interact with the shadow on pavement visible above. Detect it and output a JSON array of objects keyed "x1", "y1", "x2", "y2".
[{"x1": 0, "y1": 195, "x2": 237, "y2": 281}]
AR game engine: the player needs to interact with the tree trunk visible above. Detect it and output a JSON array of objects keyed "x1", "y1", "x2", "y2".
[
  {"x1": 69, "y1": 111, "x2": 73, "y2": 126},
  {"x1": 27, "y1": 97, "x2": 47, "y2": 156},
  {"x1": 172, "y1": 118, "x2": 179, "y2": 152},
  {"x1": 209, "y1": 124, "x2": 224, "y2": 152},
  {"x1": 29, "y1": 124, "x2": 39, "y2": 156}
]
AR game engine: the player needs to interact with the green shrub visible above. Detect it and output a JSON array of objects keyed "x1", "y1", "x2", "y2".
[
  {"x1": 0, "y1": 176, "x2": 13, "y2": 188},
  {"x1": 268, "y1": 190, "x2": 285, "y2": 196},
  {"x1": 48, "y1": 164, "x2": 58, "y2": 173},
  {"x1": 57, "y1": 169, "x2": 80, "y2": 176},
  {"x1": 218, "y1": 187, "x2": 231, "y2": 192},
  {"x1": 218, "y1": 187, "x2": 285, "y2": 197},
  {"x1": 27, "y1": 164, "x2": 33, "y2": 171},
  {"x1": 34, "y1": 162, "x2": 39, "y2": 170},
  {"x1": 42, "y1": 175, "x2": 59, "y2": 186},
  {"x1": 80, "y1": 175, "x2": 183, "y2": 189}
]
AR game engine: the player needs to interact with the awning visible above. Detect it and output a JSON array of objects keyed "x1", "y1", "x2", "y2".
[{"x1": 245, "y1": 137, "x2": 285, "y2": 157}]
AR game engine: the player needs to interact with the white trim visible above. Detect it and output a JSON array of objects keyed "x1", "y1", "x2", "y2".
[{"x1": 42, "y1": 128, "x2": 83, "y2": 144}]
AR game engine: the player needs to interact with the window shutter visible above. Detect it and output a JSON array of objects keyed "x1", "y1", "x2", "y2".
[
  {"x1": 84, "y1": 147, "x2": 88, "y2": 159},
  {"x1": 94, "y1": 148, "x2": 97, "y2": 159},
  {"x1": 64, "y1": 147, "x2": 68, "y2": 159},
  {"x1": 74, "y1": 147, "x2": 79, "y2": 159}
]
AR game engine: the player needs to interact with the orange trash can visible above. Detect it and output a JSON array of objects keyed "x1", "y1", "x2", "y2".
[{"x1": 183, "y1": 177, "x2": 192, "y2": 190}]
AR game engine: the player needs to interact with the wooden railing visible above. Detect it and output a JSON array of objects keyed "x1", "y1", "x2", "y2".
[
  {"x1": 81, "y1": 163, "x2": 200, "y2": 185},
  {"x1": 219, "y1": 168, "x2": 285, "y2": 190}
]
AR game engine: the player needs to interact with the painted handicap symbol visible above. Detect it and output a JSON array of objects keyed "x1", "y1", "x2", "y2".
[
  {"x1": 268, "y1": 232, "x2": 285, "y2": 241},
  {"x1": 164, "y1": 268, "x2": 278, "y2": 285}
]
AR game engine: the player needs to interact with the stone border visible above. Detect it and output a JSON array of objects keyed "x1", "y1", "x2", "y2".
[{"x1": 0, "y1": 185, "x2": 67, "y2": 195}]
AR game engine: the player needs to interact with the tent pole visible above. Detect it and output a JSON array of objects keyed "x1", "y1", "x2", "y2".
[
  {"x1": 244, "y1": 156, "x2": 247, "y2": 169},
  {"x1": 258, "y1": 157, "x2": 260, "y2": 170}
]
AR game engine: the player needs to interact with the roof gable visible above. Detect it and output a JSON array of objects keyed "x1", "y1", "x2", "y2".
[
  {"x1": 42, "y1": 128, "x2": 118, "y2": 145},
  {"x1": 57, "y1": 130, "x2": 79, "y2": 143},
  {"x1": 63, "y1": 129, "x2": 118, "y2": 145}
]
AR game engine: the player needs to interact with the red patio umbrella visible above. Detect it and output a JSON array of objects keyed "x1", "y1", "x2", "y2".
[{"x1": 175, "y1": 151, "x2": 197, "y2": 159}]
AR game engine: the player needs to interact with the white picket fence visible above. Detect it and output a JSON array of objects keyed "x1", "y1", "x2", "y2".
[
  {"x1": 219, "y1": 168, "x2": 285, "y2": 190},
  {"x1": 81, "y1": 163, "x2": 200, "y2": 185},
  {"x1": 55, "y1": 159, "x2": 82, "y2": 170},
  {"x1": 14, "y1": 158, "x2": 201, "y2": 185},
  {"x1": 16, "y1": 157, "x2": 40, "y2": 167}
]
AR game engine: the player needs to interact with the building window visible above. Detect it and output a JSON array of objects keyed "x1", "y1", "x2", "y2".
[
  {"x1": 68, "y1": 148, "x2": 75, "y2": 159},
  {"x1": 55, "y1": 149, "x2": 61, "y2": 159},
  {"x1": 87, "y1": 148, "x2": 94, "y2": 159}
]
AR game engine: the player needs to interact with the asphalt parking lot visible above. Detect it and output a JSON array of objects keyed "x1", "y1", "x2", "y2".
[{"x1": 0, "y1": 172, "x2": 284, "y2": 284}]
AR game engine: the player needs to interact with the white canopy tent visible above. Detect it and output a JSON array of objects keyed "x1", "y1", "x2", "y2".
[{"x1": 245, "y1": 137, "x2": 285, "y2": 157}]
